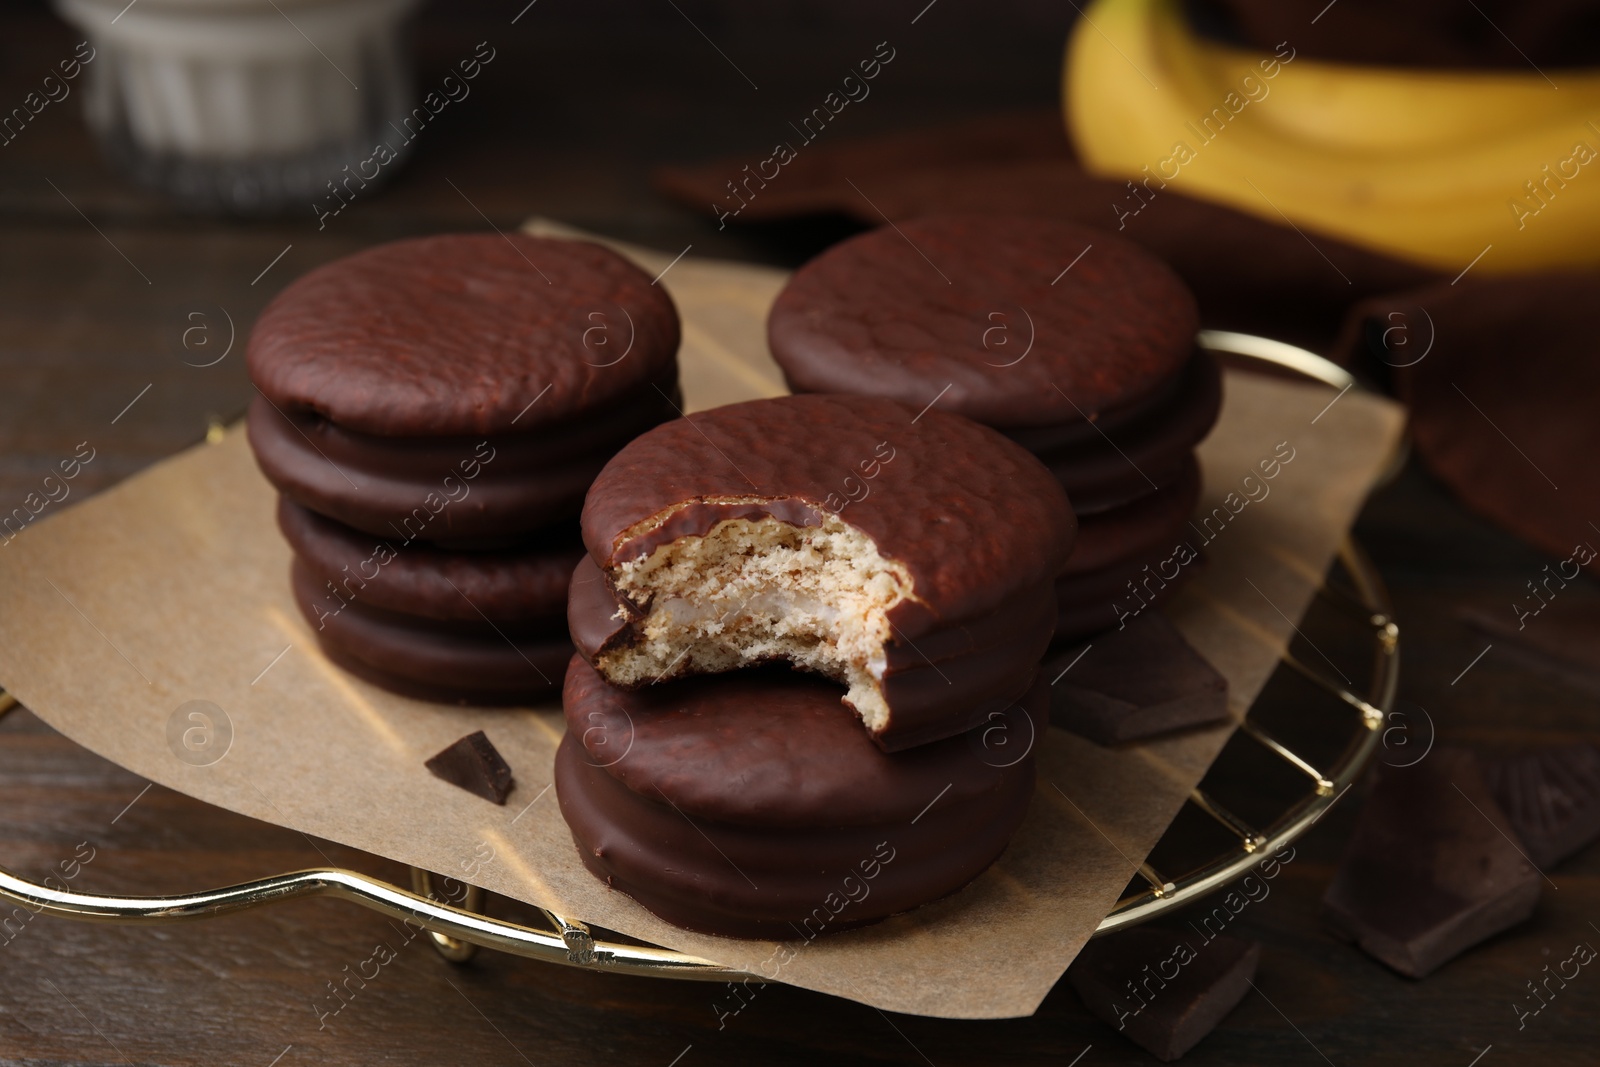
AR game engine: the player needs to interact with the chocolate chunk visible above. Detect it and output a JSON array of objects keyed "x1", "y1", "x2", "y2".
[
  {"x1": 425, "y1": 730, "x2": 515, "y2": 805},
  {"x1": 1048, "y1": 612, "x2": 1229, "y2": 745},
  {"x1": 1068, "y1": 926, "x2": 1259, "y2": 1061},
  {"x1": 1322, "y1": 748, "x2": 1541, "y2": 978},
  {"x1": 1485, "y1": 744, "x2": 1600, "y2": 869}
]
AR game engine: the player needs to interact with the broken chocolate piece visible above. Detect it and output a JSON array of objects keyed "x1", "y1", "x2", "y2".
[
  {"x1": 425, "y1": 730, "x2": 514, "y2": 805},
  {"x1": 1048, "y1": 612, "x2": 1230, "y2": 745},
  {"x1": 1322, "y1": 748, "x2": 1540, "y2": 978},
  {"x1": 1068, "y1": 925, "x2": 1259, "y2": 1062},
  {"x1": 1485, "y1": 744, "x2": 1600, "y2": 869}
]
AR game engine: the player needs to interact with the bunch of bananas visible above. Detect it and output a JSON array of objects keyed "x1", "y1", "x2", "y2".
[{"x1": 1065, "y1": 0, "x2": 1600, "y2": 273}]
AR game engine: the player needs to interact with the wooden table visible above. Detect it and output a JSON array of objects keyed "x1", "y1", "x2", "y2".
[{"x1": 1, "y1": 3, "x2": 1596, "y2": 1064}]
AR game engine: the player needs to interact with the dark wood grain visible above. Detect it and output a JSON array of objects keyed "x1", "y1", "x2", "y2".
[{"x1": 2, "y1": 2, "x2": 1598, "y2": 1064}]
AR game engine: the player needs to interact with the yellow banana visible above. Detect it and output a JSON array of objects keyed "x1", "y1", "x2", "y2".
[{"x1": 1065, "y1": 0, "x2": 1600, "y2": 273}]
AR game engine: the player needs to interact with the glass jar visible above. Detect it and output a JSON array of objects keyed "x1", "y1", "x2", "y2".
[{"x1": 55, "y1": 0, "x2": 421, "y2": 215}]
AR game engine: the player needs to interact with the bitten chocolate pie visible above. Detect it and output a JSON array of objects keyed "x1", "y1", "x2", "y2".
[{"x1": 568, "y1": 392, "x2": 1075, "y2": 750}]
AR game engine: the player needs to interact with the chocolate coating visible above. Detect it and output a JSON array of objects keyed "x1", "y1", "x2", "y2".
[
  {"x1": 278, "y1": 496, "x2": 581, "y2": 624},
  {"x1": 1032, "y1": 350, "x2": 1221, "y2": 508},
  {"x1": 582, "y1": 393, "x2": 1076, "y2": 629},
  {"x1": 769, "y1": 215, "x2": 1198, "y2": 428},
  {"x1": 562, "y1": 656, "x2": 1042, "y2": 828},
  {"x1": 248, "y1": 384, "x2": 678, "y2": 539},
  {"x1": 248, "y1": 234, "x2": 680, "y2": 437},
  {"x1": 1048, "y1": 451, "x2": 1193, "y2": 518},
  {"x1": 1063, "y1": 456, "x2": 1201, "y2": 577},
  {"x1": 290, "y1": 559, "x2": 566, "y2": 701},
  {"x1": 556, "y1": 667, "x2": 1043, "y2": 938},
  {"x1": 1002, "y1": 349, "x2": 1218, "y2": 455},
  {"x1": 1053, "y1": 545, "x2": 1203, "y2": 645},
  {"x1": 1000, "y1": 352, "x2": 1184, "y2": 455}
]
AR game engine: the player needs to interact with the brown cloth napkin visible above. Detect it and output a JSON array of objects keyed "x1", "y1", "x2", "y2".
[
  {"x1": 1330, "y1": 273, "x2": 1600, "y2": 573},
  {"x1": 654, "y1": 111, "x2": 1438, "y2": 352}
]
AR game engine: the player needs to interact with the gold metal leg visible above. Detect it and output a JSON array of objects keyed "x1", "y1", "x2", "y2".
[{"x1": 409, "y1": 868, "x2": 485, "y2": 964}]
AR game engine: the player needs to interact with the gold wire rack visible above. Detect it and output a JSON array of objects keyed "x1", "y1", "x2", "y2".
[{"x1": 0, "y1": 331, "x2": 1395, "y2": 981}]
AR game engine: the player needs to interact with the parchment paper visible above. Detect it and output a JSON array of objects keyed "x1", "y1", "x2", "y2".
[{"x1": 0, "y1": 220, "x2": 1404, "y2": 1018}]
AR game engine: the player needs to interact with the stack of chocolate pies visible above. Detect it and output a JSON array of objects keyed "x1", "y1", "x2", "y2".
[
  {"x1": 768, "y1": 214, "x2": 1220, "y2": 641},
  {"x1": 557, "y1": 393, "x2": 1074, "y2": 937},
  {"x1": 246, "y1": 233, "x2": 681, "y2": 703}
]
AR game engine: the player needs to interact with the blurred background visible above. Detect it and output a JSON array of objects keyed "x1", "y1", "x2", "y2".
[{"x1": 0, "y1": 0, "x2": 1073, "y2": 498}]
